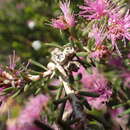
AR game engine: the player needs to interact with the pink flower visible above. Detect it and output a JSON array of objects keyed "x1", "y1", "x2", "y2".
[
  {"x1": 18, "y1": 94, "x2": 49, "y2": 125},
  {"x1": 107, "y1": 10, "x2": 130, "y2": 51},
  {"x1": 79, "y1": 0, "x2": 108, "y2": 20},
  {"x1": 8, "y1": 122, "x2": 41, "y2": 130},
  {"x1": 108, "y1": 56, "x2": 123, "y2": 68},
  {"x1": 50, "y1": 79, "x2": 61, "y2": 86},
  {"x1": 51, "y1": 1, "x2": 75, "y2": 30},
  {"x1": 121, "y1": 71, "x2": 130, "y2": 87},
  {"x1": 110, "y1": 108, "x2": 128, "y2": 130},
  {"x1": 90, "y1": 45, "x2": 110, "y2": 59},
  {"x1": 84, "y1": 68, "x2": 112, "y2": 109},
  {"x1": 52, "y1": 16, "x2": 69, "y2": 30},
  {"x1": 88, "y1": 24, "x2": 107, "y2": 46},
  {"x1": 7, "y1": 94, "x2": 49, "y2": 130},
  {"x1": 73, "y1": 66, "x2": 112, "y2": 109},
  {"x1": 60, "y1": 1, "x2": 75, "y2": 27}
]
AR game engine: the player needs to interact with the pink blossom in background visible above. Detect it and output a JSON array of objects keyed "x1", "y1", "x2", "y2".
[
  {"x1": 7, "y1": 123, "x2": 41, "y2": 130},
  {"x1": 51, "y1": 1, "x2": 75, "y2": 30},
  {"x1": 108, "y1": 56, "x2": 123, "y2": 68},
  {"x1": 110, "y1": 107, "x2": 128, "y2": 130},
  {"x1": 7, "y1": 94, "x2": 58, "y2": 130},
  {"x1": 127, "y1": 52, "x2": 130, "y2": 59},
  {"x1": 50, "y1": 79, "x2": 61, "y2": 86},
  {"x1": 7, "y1": 94, "x2": 49, "y2": 130},
  {"x1": 127, "y1": 53, "x2": 130, "y2": 59},
  {"x1": 73, "y1": 66, "x2": 112, "y2": 109},
  {"x1": 18, "y1": 94, "x2": 49, "y2": 125},
  {"x1": 16, "y1": 3, "x2": 25, "y2": 9},
  {"x1": 79, "y1": 0, "x2": 108, "y2": 20}
]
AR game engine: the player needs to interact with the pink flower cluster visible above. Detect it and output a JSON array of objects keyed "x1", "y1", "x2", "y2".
[
  {"x1": 107, "y1": 10, "x2": 130, "y2": 48},
  {"x1": 79, "y1": 0, "x2": 108, "y2": 20},
  {"x1": 73, "y1": 66, "x2": 112, "y2": 109},
  {"x1": 7, "y1": 94, "x2": 49, "y2": 130},
  {"x1": 80, "y1": 0, "x2": 130, "y2": 57},
  {"x1": 51, "y1": 1, "x2": 75, "y2": 30}
]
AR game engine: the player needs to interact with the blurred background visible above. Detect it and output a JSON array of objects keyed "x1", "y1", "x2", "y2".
[
  {"x1": 0, "y1": 0, "x2": 84, "y2": 67},
  {"x1": 0, "y1": 0, "x2": 67, "y2": 66}
]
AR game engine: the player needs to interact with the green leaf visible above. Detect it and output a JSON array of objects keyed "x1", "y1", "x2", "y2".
[
  {"x1": 112, "y1": 100, "x2": 130, "y2": 109},
  {"x1": 24, "y1": 84, "x2": 30, "y2": 92},
  {"x1": 11, "y1": 90, "x2": 21, "y2": 98},
  {"x1": 79, "y1": 91, "x2": 100, "y2": 97},
  {"x1": 48, "y1": 85, "x2": 60, "y2": 90},
  {"x1": 29, "y1": 59, "x2": 47, "y2": 70},
  {"x1": 55, "y1": 86, "x2": 63, "y2": 100},
  {"x1": 44, "y1": 43, "x2": 62, "y2": 49},
  {"x1": 76, "y1": 52, "x2": 87, "y2": 57},
  {"x1": 3, "y1": 87, "x2": 15, "y2": 93},
  {"x1": 75, "y1": 42, "x2": 84, "y2": 50},
  {"x1": 35, "y1": 88, "x2": 41, "y2": 95}
]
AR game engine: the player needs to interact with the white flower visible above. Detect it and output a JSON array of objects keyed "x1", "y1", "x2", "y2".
[
  {"x1": 32, "y1": 40, "x2": 41, "y2": 50},
  {"x1": 27, "y1": 20, "x2": 35, "y2": 29}
]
